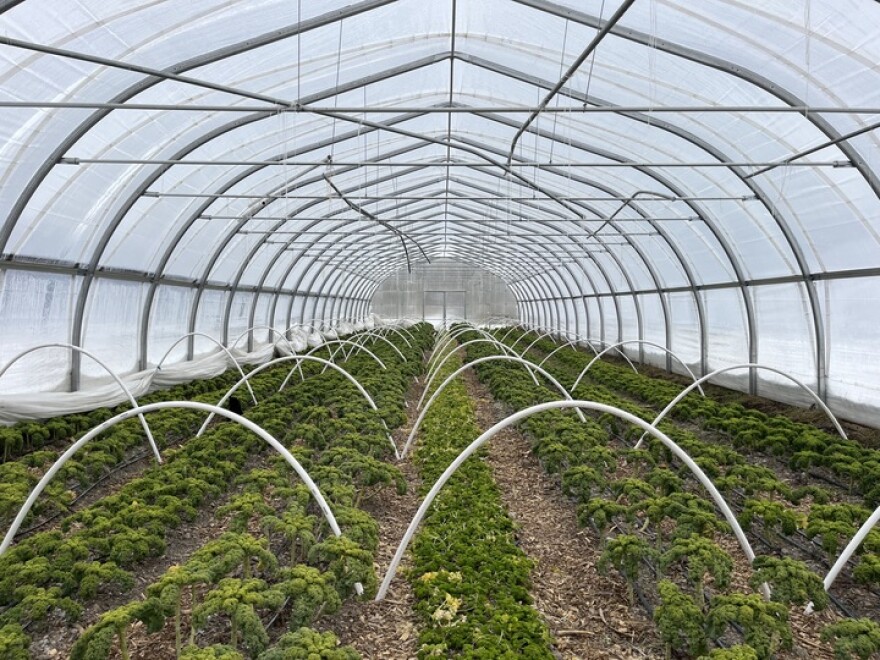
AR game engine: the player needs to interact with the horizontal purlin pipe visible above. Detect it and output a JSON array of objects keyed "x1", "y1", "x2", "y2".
[
  {"x1": 506, "y1": 0, "x2": 639, "y2": 165},
  {"x1": 3, "y1": 101, "x2": 880, "y2": 113},
  {"x1": 60, "y1": 157, "x2": 851, "y2": 168}
]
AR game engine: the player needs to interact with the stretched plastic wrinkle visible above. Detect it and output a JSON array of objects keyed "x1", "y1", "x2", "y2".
[
  {"x1": 197, "y1": 354, "x2": 399, "y2": 458},
  {"x1": 152, "y1": 332, "x2": 257, "y2": 405},
  {"x1": 0, "y1": 343, "x2": 160, "y2": 464},
  {"x1": 421, "y1": 339, "x2": 541, "y2": 403},
  {"x1": 402, "y1": 355, "x2": 586, "y2": 458},
  {"x1": 377, "y1": 399, "x2": 762, "y2": 601},
  {"x1": 632, "y1": 363, "x2": 847, "y2": 450},
  {"x1": 571, "y1": 340, "x2": 706, "y2": 395}
]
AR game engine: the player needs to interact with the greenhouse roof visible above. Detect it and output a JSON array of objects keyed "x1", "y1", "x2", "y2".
[{"x1": 0, "y1": 0, "x2": 879, "y2": 418}]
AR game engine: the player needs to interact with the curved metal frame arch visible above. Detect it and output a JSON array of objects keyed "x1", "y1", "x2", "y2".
[
  {"x1": 632, "y1": 363, "x2": 847, "y2": 451},
  {"x1": 152, "y1": 331, "x2": 257, "y2": 405},
  {"x1": 571, "y1": 340, "x2": 706, "y2": 396},
  {"x1": 506, "y1": 0, "x2": 856, "y2": 396},
  {"x1": 0, "y1": 401, "x2": 343, "y2": 563},
  {"x1": 0, "y1": 343, "x2": 160, "y2": 463},
  {"x1": 0, "y1": 25, "x2": 863, "y2": 399},
  {"x1": 428, "y1": 325, "x2": 509, "y2": 365},
  {"x1": 504, "y1": 325, "x2": 640, "y2": 373},
  {"x1": 402, "y1": 355, "x2": 586, "y2": 458},
  {"x1": 274, "y1": 191, "x2": 566, "y2": 333},
  {"x1": 378, "y1": 398, "x2": 760, "y2": 601},
  {"x1": 295, "y1": 201, "x2": 584, "y2": 336},
  {"x1": 198, "y1": 354, "x2": 398, "y2": 457}
]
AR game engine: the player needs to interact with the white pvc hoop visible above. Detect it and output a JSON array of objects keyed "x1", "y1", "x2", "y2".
[
  {"x1": 371, "y1": 325, "x2": 414, "y2": 348},
  {"x1": 426, "y1": 335, "x2": 519, "y2": 381},
  {"x1": 508, "y1": 328, "x2": 545, "y2": 351},
  {"x1": 401, "y1": 355, "x2": 586, "y2": 458},
  {"x1": 275, "y1": 340, "x2": 387, "y2": 390},
  {"x1": 823, "y1": 505, "x2": 880, "y2": 594},
  {"x1": 0, "y1": 401, "x2": 339, "y2": 554},
  {"x1": 377, "y1": 399, "x2": 761, "y2": 601},
  {"x1": 197, "y1": 355, "x2": 399, "y2": 458},
  {"x1": 537, "y1": 340, "x2": 598, "y2": 367},
  {"x1": 275, "y1": 340, "x2": 389, "y2": 391},
  {"x1": 571, "y1": 340, "x2": 705, "y2": 395},
  {"x1": 428, "y1": 325, "x2": 489, "y2": 366},
  {"x1": 230, "y1": 325, "x2": 297, "y2": 355},
  {"x1": 497, "y1": 323, "x2": 538, "y2": 344},
  {"x1": 153, "y1": 332, "x2": 257, "y2": 405},
  {"x1": 0, "y1": 343, "x2": 160, "y2": 463},
  {"x1": 633, "y1": 363, "x2": 847, "y2": 449},
  {"x1": 348, "y1": 331, "x2": 407, "y2": 362},
  {"x1": 420, "y1": 339, "x2": 541, "y2": 407},
  {"x1": 518, "y1": 331, "x2": 559, "y2": 359}
]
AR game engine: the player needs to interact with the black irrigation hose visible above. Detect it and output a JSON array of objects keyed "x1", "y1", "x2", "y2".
[
  {"x1": 619, "y1": 435, "x2": 875, "y2": 619},
  {"x1": 15, "y1": 447, "x2": 156, "y2": 538}
]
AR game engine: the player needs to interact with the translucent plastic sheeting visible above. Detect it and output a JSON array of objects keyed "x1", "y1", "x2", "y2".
[{"x1": 0, "y1": 0, "x2": 877, "y2": 424}]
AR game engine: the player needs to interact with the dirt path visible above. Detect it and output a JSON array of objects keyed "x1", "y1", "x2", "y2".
[
  {"x1": 315, "y1": 374, "x2": 425, "y2": 659},
  {"x1": 462, "y1": 369, "x2": 664, "y2": 660}
]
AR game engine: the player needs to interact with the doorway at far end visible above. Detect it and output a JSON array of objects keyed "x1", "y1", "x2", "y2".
[{"x1": 423, "y1": 291, "x2": 466, "y2": 328}]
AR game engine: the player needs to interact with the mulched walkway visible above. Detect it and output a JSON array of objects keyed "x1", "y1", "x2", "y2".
[{"x1": 462, "y1": 370, "x2": 664, "y2": 659}]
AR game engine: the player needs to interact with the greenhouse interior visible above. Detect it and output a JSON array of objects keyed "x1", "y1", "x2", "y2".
[{"x1": 0, "y1": 1, "x2": 879, "y2": 658}]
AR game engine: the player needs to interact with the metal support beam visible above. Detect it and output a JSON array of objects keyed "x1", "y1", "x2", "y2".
[{"x1": 507, "y1": 0, "x2": 639, "y2": 164}]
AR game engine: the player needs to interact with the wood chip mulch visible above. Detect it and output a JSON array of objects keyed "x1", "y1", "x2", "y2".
[
  {"x1": 313, "y1": 378, "x2": 426, "y2": 659},
  {"x1": 461, "y1": 370, "x2": 665, "y2": 659}
]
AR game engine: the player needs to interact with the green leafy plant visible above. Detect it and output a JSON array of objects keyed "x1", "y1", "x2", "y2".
[
  {"x1": 278, "y1": 565, "x2": 341, "y2": 629},
  {"x1": 561, "y1": 465, "x2": 605, "y2": 501},
  {"x1": 738, "y1": 499, "x2": 803, "y2": 545},
  {"x1": 180, "y1": 644, "x2": 244, "y2": 660},
  {"x1": 219, "y1": 493, "x2": 274, "y2": 533},
  {"x1": 193, "y1": 578, "x2": 285, "y2": 656},
  {"x1": 0, "y1": 623, "x2": 29, "y2": 659},
  {"x1": 660, "y1": 535, "x2": 732, "y2": 608},
  {"x1": 578, "y1": 497, "x2": 630, "y2": 535},
  {"x1": 701, "y1": 645, "x2": 759, "y2": 659},
  {"x1": 257, "y1": 627, "x2": 359, "y2": 659},
  {"x1": 654, "y1": 580, "x2": 707, "y2": 659},
  {"x1": 598, "y1": 534, "x2": 655, "y2": 605},
  {"x1": 308, "y1": 536, "x2": 376, "y2": 599},
  {"x1": 747, "y1": 556, "x2": 828, "y2": 611},
  {"x1": 821, "y1": 618, "x2": 880, "y2": 660},
  {"x1": 69, "y1": 601, "x2": 146, "y2": 660},
  {"x1": 706, "y1": 593, "x2": 792, "y2": 659},
  {"x1": 262, "y1": 508, "x2": 318, "y2": 566},
  {"x1": 853, "y1": 553, "x2": 880, "y2": 587}
]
